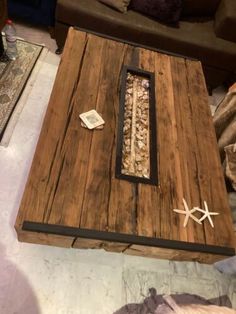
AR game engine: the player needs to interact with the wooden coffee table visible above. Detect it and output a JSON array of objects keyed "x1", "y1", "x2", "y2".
[{"x1": 15, "y1": 28, "x2": 235, "y2": 263}]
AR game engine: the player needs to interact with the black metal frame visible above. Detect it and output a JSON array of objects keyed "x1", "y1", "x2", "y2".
[
  {"x1": 115, "y1": 66, "x2": 158, "y2": 185},
  {"x1": 22, "y1": 221, "x2": 235, "y2": 256},
  {"x1": 74, "y1": 26, "x2": 198, "y2": 62}
]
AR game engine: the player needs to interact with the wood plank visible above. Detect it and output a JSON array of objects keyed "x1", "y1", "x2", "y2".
[
  {"x1": 186, "y1": 60, "x2": 235, "y2": 248},
  {"x1": 136, "y1": 48, "x2": 159, "y2": 238},
  {"x1": 15, "y1": 28, "x2": 88, "y2": 230},
  {"x1": 47, "y1": 34, "x2": 105, "y2": 227},
  {"x1": 125, "y1": 245, "x2": 229, "y2": 264},
  {"x1": 73, "y1": 237, "x2": 128, "y2": 252},
  {"x1": 73, "y1": 238, "x2": 102, "y2": 249},
  {"x1": 107, "y1": 45, "x2": 140, "y2": 235},
  {"x1": 154, "y1": 53, "x2": 187, "y2": 242},
  {"x1": 170, "y1": 56, "x2": 205, "y2": 245},
  {"x1": 80, "y1": 39, "x2": 126, "y2": 231},
  {"x1": 16, "y1": 228, "x2": 74, "y2": 248}
]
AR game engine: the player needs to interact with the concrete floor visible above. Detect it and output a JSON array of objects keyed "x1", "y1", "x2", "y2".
[{"x1": 0, "y1": 23, "x2": 236, "y2": 314}]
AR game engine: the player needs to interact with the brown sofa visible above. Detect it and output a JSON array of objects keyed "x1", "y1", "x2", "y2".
[
  {"x1": 0, "y1": 0, "x2": 7, "y2": 56},
  {"x1": 54, "y1": 0, "x2": 236, "y2": 87}
]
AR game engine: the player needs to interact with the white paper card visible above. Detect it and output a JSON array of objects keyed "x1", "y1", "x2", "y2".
[{"x1": 79, "y1": 110, "x2": 105, "y2": 129}]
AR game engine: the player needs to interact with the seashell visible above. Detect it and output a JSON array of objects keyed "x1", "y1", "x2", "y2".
[
  {"x1": 142, "y1": 80, "x2": 149, "y2": 88},
  {"x1": 141, "y1": 119, "x2": 148, "y2": 126},
  {"x1": 123, "y1": 127, "x2": 129, "y2": 134},
  {"x1": 136, "y1": 154, "x2": 142, "y2": 162},
  {"x1": 137, "y1": 164, "x2": 143, "y2": 171},
  {"x1": 137, "y1": 108, "x2": 142, "y2": 116},
  {"x1": 137, "y1": 141, "x2": 145, "y2": 149},
  {"x1": 125, "y1": 117, "x2": 131, "y2": 124},
  {"x1": 136, "y1": 134, "x2": 143, "y2": 140}
]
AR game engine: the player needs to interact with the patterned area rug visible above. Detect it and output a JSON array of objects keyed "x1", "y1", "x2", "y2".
[{"x1": 0, "y1": 39, "x2": 43, "y2": 139}]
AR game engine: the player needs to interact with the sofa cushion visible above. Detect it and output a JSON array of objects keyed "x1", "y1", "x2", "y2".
[
  {"x1": 215, "y1": 0, "x2": 236, "y2": 43},
  {"x1": 56, "y1": 0, "x2": 236, "y2": 72},
  {"x1": 182, "y1": 0, "x2": 221, "y2": 17},
  {"x1": 99, "y1": 0, "x2": 131, "y2": 13},
  {"x1": 129, "y1": 0, "x2": 182, "y2": 24}
]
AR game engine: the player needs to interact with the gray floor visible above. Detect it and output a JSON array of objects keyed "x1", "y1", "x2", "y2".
[
  {"x1": 14, "y1": 21, "x2": 57, "y2": 53},
  {"x1": 0, "y1": 23, "x2": 235, "y2": 314}
]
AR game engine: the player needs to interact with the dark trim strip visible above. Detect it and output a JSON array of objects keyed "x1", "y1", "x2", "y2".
[
  {"x1": 23, "y1": 221, "x2": 235, "y2": 256},
  {"x1": 74, "y1": 26, "x2": 198, "y2": 62}
]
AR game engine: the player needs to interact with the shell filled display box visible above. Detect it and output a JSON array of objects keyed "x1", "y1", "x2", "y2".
[{"x1": 15, "y1": 28, "x2": 235, "y2": 263}]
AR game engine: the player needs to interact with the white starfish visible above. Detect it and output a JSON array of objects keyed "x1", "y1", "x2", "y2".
[
  {"x1": 173, "y1": 198, "x2": 202, "y2": 227},
  {"x1": 194, "y1": 201, "x2": 219, "y2": 228}
]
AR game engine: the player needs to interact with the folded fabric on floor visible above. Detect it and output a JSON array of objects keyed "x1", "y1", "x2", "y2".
[
  {"x1": 114, "y1": 288, "x2": 233, "y2": 313},
  {"x1": 155, "y1": 295, "x2": 236, "y2": 313}
]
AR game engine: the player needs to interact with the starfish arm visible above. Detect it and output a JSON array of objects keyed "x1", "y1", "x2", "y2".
[
  {"x1": 204, "y1": 201, "x2": 209, "y2": 213},
  {"x1": 174, "y1": 199, "x2": 205, "y2": 227},
  {"x1": 194, "y1": 207, "x2": 206, "y2": 214},
  {"x1": 182, "y1": 198, "x2": 189, "y2": 212},
  {"x1": 189, "y1": 213, "x2": 202, "y2": 224},
  {"x1": 175, "y1": 200, "x2": 218, "y2": 228},
  {"x1": 199, "y1": 213, "x2": 207, "y2": 222},
  {"x1": 199, "y1": 212, "x2": 218, "y2": 225},
  {"x1": 183, "y1": 213, "x2": 190, "y2": 227},
  {"x1": 207, "y1": 215, "x2": 214, "y2": 228},
  {"x1": 173, "y1": 209, "x2": 186, "y2": 214}
]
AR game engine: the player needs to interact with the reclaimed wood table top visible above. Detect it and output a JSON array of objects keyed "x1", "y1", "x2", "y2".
[{"x1": 15, "y1": 28, "x2": 235, "y2": 263}]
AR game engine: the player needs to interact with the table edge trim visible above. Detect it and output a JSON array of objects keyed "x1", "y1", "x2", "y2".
[{"x1": 22, "y1": 221, "x2": 235, "y2": 256}]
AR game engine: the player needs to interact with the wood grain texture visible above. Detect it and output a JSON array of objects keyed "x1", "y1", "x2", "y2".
[
  {"x1": 137, "y1": 49, "x2": 159, "y2": 238},
  {"x1": 170, "y1": 57, "x2": 205, "y2": 245},
  {"x1": 155, "y1": 53, "x2": 187, "y2": 243},
  {"x1": 125, "y1": 245, "x2": 228, "y2": 264},
  {"x1": 15, "y1": 28, "x2": 235, "y2": 262},
  {"x1": 80, "y1": 39, "x2": 125, "y2": 231},
  {"x1": 16, "y1": 229, "x2": 73, "y2": 248},
  {"x1": 108, "y1": 45, "x2": 139, "y2": 235},
  {"x1": 15, "y1": 28, "x2": 88, "y2": 234},
  {"x1": 185, "y1": 60, "x2": 235, "y2": 248},
  {"x1": 73, "y1": 237, "x2": 128, "y2": 252}
]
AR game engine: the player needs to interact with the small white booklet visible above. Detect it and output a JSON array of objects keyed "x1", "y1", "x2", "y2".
[{"x1": 79, "y1": 110, "x2": 105, "y2": 130}]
